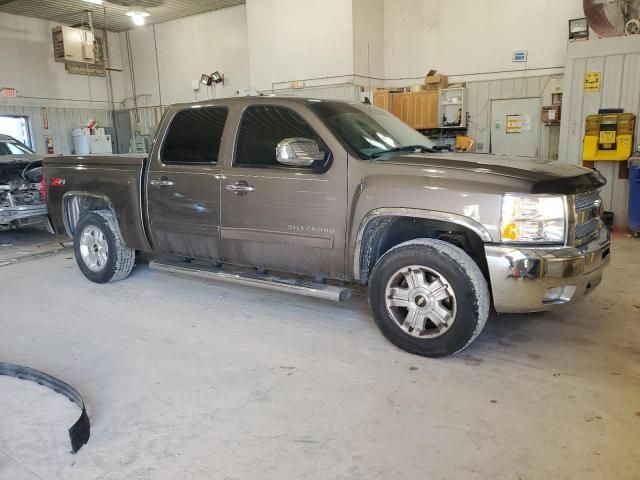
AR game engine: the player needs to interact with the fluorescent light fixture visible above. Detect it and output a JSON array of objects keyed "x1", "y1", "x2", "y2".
[
  {"x1": 82, "y1": 0, "x2": 103, "y2": 4},
  {"x1": 126, "y1": 9, "x2": 150, "y2": 26}
]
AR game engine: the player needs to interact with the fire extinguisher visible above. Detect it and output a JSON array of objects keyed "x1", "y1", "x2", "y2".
[{"x1": 45, "y1": 137, "x2": 54, "y2": 154}]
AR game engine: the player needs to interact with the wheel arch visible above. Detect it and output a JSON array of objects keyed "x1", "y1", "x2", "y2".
[
  {"x1": 62, "y1": 192, "x2": 120, "y2": 237},
  {"x1": 353, "y1": 208, "x2": 492, "y2": 284}
]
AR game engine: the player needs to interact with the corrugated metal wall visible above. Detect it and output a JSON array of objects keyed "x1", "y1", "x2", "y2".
[
  {"x1": 466, "y1": 74, "x2": 560, "y2": 158},
  {"x1": 558, "y1": 37, "x2": 640, "y2": 227},
  {"x1": 0, "y1": 105, "x2": 112, "y2": 156}
]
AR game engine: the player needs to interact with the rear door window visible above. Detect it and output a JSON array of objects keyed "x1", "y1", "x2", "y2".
[{"x1": 162, "y1": 107, "x2": 228, "y2": 164}]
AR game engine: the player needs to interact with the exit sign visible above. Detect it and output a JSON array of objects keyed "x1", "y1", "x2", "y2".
[
  {"x1": 1, "y1": 87, "x2": 17, "y2": 98},
  {"x1": 512, "y1": 50, "x2": 528, "y2": 63}
]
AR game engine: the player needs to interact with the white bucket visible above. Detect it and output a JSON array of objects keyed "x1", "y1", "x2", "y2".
[{"x1": 72, "y1": 128, "x2": 90, "y2": 155}]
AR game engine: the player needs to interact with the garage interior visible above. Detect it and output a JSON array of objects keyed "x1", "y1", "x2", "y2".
[{"x1": 1, "y1": 1, "x2": 639, "y2": 479}]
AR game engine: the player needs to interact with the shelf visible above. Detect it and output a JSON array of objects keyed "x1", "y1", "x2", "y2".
[{"x1": 441, "y1": 101, "x2": 463, "y2": 106}]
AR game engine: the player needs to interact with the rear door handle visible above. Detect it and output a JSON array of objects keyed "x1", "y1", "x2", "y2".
[
  {"x1": 226, "y1": 181, "x2": 255, "y2": 195},
  {"x1": 150, "y1": 177, "x2": 175, "y2": 187}
]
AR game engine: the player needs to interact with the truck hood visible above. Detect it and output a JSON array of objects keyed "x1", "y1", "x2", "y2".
[{"x1": 382, "y1": 152, "x2": 606, "y2": 194}]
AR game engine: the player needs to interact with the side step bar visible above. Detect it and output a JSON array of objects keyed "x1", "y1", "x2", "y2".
[{"x1": 149, "y1": 257, "x2": 352, "y2": 302}]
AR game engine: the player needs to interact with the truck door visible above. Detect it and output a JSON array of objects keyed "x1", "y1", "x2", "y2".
[
  {"x1": 145, "y1": 105, "x2": 229, "y2": 260},
  {"x1": 220, "y1": 103, "x2": 348, "y2": 280}
]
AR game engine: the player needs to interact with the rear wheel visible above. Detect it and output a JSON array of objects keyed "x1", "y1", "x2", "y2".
[
  {"x1": 73, "y1": 210, "x2": 135, "y2": 283},
  {"x1": 368, "y1": 239, "x2": 489, "y2": 357}
]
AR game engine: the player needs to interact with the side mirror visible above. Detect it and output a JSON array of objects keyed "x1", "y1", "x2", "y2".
[{"x1": 276, "y1": 138, "x2": 325, "y2": 167}]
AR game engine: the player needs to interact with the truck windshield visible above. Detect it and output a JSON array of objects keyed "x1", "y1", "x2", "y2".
[{"x1": 308, "y1": 100, "x2": 435, "y2": 160}]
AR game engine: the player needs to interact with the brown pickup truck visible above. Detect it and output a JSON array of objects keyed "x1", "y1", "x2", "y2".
[{"x1": 43, "y1": 96, "x2": 610, "y2": 357}]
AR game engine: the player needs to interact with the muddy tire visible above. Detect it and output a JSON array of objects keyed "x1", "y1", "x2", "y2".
[
  {"x1": 73, "y1": 210, "x2": 135, "y2": 284},
  {"x1": 368, "y1": 239, "x2": 489, "y2": 357}
]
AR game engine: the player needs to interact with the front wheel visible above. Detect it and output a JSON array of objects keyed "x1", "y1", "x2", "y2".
[
  {"x1": 368, "y1": 239, "x2": 490, "y2": 357},
  {"x1": 73, "y1": 210, "x2": 135, "y2": 283}
]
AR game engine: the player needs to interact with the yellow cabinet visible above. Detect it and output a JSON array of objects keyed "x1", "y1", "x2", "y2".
[
  {"x1": 411, "y1": 90, "x2": 438, "y2": 129},
  {"x1": 373, "y1": 90, "x2": 391, "y2": 111},
  {"x1": 391, "y1": 92, "x2": 412, "y2": 125}
]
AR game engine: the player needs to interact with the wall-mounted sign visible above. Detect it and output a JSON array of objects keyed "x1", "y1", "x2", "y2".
[
  {"x1": 512, "y1": 50, "x2": 528, "y2": 63},
  {"x1": 1, "y1": 87, "x2": 17, "y2": 98},
  {"x1": 506, "y1": 114, "x2": 523, "y2": 133},
  {"x1": 584, "y1": 71, "x2": 601, "y2": 92}
]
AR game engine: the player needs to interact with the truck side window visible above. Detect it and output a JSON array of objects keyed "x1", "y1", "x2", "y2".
[
  {"x1": 235, "y1": 106, "x2": 329, "y2": 169},
  {"x1": 162, "y1": 107, "x2": 228, "y2": 164}
]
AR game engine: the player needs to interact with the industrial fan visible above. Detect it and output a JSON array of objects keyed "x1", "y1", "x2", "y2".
[{"x1": 584, "y1": 0, "x2": 640, "y2": 36}]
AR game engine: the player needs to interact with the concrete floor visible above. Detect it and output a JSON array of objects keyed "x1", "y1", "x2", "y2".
[{"x1": 1, "y1": 232, "x2": 639, "y2": 480}]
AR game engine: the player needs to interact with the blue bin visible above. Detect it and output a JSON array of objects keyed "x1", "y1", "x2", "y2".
[{"x1": 629, "y1": 158, "x2": 640, "y2": 234}]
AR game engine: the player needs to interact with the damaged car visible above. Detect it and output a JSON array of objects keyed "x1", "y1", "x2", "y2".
[{"x1": 0, "y1": 134, "x2": 48, "y2": 231}]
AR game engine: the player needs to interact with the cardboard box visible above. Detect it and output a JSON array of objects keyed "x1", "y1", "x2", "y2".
[{"x1": 425, "y1": 69, "x2": 448, "y2": 89}]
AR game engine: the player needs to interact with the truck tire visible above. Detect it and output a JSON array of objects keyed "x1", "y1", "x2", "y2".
[
  {"x1": 368, "y1": 239, "x2": 489, "y2": 357},
  {"x1": 73, "y1": 210, "x2": 135, "y2": 284}
]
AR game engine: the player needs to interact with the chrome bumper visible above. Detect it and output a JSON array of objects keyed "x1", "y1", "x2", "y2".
[
  {"x1": 0, "y1": 204, "x2": 48, "y2": 225},
  {"x1": 485, "y1": 222, "x2": 611, "y2": 313}
]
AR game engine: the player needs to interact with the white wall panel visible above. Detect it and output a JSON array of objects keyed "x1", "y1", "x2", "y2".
[
  {"x1": 466, "y1": 74, "x2": 557, "y2": 157},
  {"x1": 559, "y1": 37, "x2": 640, "y2": 227},
  {"x1": 0, "y1": 12, "x2": 125, "y2": 109},
  {"x1": 384, "y1": 0, "x2": 582, "y2": 84},
  {"x1": 246, "y1": 0, "x2": 354, "y2": 92}
]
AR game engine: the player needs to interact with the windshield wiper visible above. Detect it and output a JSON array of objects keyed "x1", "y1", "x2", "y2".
[{"x1": 370, "y1": 145, "x2": 436, "y2": 159}]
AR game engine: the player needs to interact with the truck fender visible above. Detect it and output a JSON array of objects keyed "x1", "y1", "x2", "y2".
[{"x1": 352, "y1": 207, "x2": 493, "y2": 282}]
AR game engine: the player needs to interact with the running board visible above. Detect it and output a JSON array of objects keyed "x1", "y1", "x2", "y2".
[{"x1": 149, "y1": 258, "x2": 352, "y2": 302}]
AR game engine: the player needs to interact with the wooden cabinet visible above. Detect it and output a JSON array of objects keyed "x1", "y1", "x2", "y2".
[
  {"x1": 373, "y1": 90, "x2": 391, "y2": 111},
  {"x1": 411, "y1": 90, "x2": 438, "y2": 129},
  {"x1": 376, "y1": 89, "x2": 439, "y2": 130},
  {"x1": 391, "y1": 92, "x2": 412, "y2": 125}
]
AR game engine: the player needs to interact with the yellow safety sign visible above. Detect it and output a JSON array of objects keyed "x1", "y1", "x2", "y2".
[{"x1": 584, "y1": 72, "x2": 601, "y2": 92}]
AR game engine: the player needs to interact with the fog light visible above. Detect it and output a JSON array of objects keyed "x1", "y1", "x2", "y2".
[{"x1": 543, "y1": 285, "x2": 577, "y2": 304}]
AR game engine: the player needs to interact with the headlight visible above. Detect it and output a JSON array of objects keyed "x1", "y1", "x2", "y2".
[{"x1": 500, "y1": 194, "x2": 566, "y2": 244}]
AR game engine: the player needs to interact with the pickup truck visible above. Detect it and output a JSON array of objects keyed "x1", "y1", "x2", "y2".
[{"x1": 43, "y1": 96, "x2": 611, "y2": 357}]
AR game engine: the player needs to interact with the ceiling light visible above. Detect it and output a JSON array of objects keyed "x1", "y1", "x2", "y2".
[
  {"x1": 126, "y1": 9, "x2": 150, "y2": 26},
  {"x1": 82, "y1": 0, "x2": 103, "y2": 4}
]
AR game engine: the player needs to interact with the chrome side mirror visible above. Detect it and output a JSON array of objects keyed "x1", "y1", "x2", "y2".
[{"x1": 276, "y1": 138, "x2": 325, "y2": 167}]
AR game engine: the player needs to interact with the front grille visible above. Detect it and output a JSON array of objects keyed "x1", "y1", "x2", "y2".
[
  {"x1": 575, "y1": 192, "x2": 600, "y2": 211},
  {"x1": 575, "y1": 218, "x2": 599, "y2": 240},
  {"x1": 572, "y1": 190, "x2": 602, "y2": 245}
]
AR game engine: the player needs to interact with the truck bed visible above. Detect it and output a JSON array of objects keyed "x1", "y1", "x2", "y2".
[{"x1": 43, "y1": 154, "x2": 151, "y2": 251}]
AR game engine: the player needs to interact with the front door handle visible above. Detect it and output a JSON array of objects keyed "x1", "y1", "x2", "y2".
[
  {"x1": 226, "y1": 181, "x2": 256, "y2": 195},
  {"x1": 150, "y1": 177, "x2": 175, "y2": 188}
]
